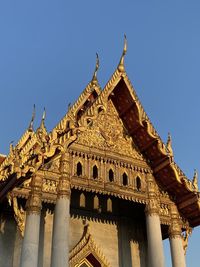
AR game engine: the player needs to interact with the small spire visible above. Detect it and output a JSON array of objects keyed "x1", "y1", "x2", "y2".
[
  {"x1": 40, "y1": 107, "x2": 46, "y2": 128},
  {"x1": 42, "y1": 107, "x2": 46, "y2": 121},
  {"x1": 192, "y1": 169, "x2": 198, "y2": 191},
  {"x1": 166, "y1": 132, "x2": 173, "y2": 158},
  {"x1": 92, "y1": 53, "x2": 99, "y2": 85},
  {"x1": 28, "y1": 104, "x2": 36, "y2": 131},
  {"x1": 9, "y1": 140, "x2": 14, "y2": 155},
  {"x1": 118, "y1": 34, "x2": 127, "y2": 72}
]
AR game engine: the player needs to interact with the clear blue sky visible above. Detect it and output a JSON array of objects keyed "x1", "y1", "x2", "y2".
[{"x1": 0, "y1": 1, "x2": 199, "y2": 266}]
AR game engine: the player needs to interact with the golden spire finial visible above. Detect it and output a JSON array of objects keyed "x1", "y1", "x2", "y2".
[
  {"x1": 42, "y1": 107, "x2": 46, "y2": 121},
  {"x1": 40, "y1": 107, "x2": 46, "y2": 129},
  {"x1": 92, "y1": 53, "x2": 99, "y2": 84},
  {"x1": 166, "y1": 132, "x2": 174, "y2": 158},
  {"x1": 192, "y1": 169, "x2": 198, "y2": 191},
  {"x1": 118, "y1": 34, "x2": 127, "y2": 72},
  {"x1": 28, "y1": 104, "x2": 36, "y2": 131}
]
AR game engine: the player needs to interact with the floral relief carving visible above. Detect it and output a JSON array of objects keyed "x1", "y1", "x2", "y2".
[{"x1": 76, "y1": 100, "x2": 144, "y2": 160}]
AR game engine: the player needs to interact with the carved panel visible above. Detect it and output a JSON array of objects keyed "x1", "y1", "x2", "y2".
[{"x1": 76, "y1": 100, "x2": 144, "y2": 160}]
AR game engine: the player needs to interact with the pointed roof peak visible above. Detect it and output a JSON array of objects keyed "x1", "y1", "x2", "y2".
[
  {"x1": 118, "y1": 34, "x2": 127, "y2": 73},
  {"x1": 28, "y1": 104, "x2": 36, "y2": 131},
  {"x1": 91, "y1": 53, "x2": 100, "y2": 85},
  {"x1": 39, "y1": 107, "x2": 46, "y2": 130}
]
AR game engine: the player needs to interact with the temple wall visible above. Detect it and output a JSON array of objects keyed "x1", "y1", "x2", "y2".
[
  {"x1": 0, "y1": 207, "x2": 147, "y2": 267},
  {"x1": 0, "y1": 214, "x2": 22, "y2": 267},
  {"x1": 69, "y1": 216, "x2": 119, "y2": 267},
  {"x1": 69, "y1": 214, "x2": 147, "y2": 267}
]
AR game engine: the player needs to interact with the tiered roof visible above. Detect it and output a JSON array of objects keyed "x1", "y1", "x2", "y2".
[{"x1": 0, "y1": 37, "x2": 199, "y2": 227}]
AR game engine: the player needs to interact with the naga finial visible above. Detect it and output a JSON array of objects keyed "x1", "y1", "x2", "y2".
[
  {"x1": 9, "y1": 140, "x2": 14, "y2": 155},
  {"x1": 192, "y1": 169, "x2": 198, "y2": 191},
  {"x1": 166, "y1": 132, "x2": 174, "y2": 158},
  {"x1": 118, "y1": 34, "x2": 127, "y2": 72},
  {"x1": 28, "y1": 104, "x2": 36, "y2": 131},
  {"x1": 92, "y1": 53, "x2": 99, "y2": 84}
]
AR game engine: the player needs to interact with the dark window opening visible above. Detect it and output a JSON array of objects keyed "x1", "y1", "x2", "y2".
[
  {"x1": 109, "y1": 169, "x2": 114, "y2": 182},
  {"x1": 136, "y1": 176, "x2": 141, "y2": 191},
  {"x1": 93, "y1": 165, "x2": 98, "y2": 179},
  {"x1": 122, "y1": 173, "x2": 128, "y2": 186},
  {"x1": 86, "y1": 253, "x2": 101, "y2": 267},
  {"x1": 98, "y1": 106, "x2": 104, "y2": 114},
  {"x1": 77, "y1": 162, "x2": 82, "y2": 176}
]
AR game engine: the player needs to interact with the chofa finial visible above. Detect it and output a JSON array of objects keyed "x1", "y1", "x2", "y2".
[
  {"x1": 118, "y1": 34, "x2": 127, "y2": 72},
  {"x1": 166, "y1": 132, "x2": 174, "y2": 158},
  {"x1": 40, "y1": 107, "x2": 46, "y2": 128},
  {"x1": 28, "y1": 104, "x2": 36, "y2": 131},
  {"x1": 92, "y1": 53, "x2": 99, "y2": 84},
  {"x1": 192, "y1": 169, "x2": 198, "y2": 191}
]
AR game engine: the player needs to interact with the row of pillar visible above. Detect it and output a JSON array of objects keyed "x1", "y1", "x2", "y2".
[
  {"x1": 20, "y1": 153, "x2": 70, "y2": 267},
  {"x1": 19, "y1": 156, "x2": 187, "y2": 267}
]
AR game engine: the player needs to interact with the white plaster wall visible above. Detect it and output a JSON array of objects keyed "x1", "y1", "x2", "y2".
[
  {"x1": 0, "y1": 216, "x2": 21, "y2": 267},
  {"x1": 69, "y1": 216, "x2": 119, "y2": 267}
]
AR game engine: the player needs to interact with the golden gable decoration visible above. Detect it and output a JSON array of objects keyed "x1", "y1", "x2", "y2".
[{"x1": 76, "y1": 100, "x2": 144, "y2": 161}]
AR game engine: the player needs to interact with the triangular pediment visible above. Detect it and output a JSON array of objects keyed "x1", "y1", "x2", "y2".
[{"x1": 74, "y1": 99, "x2": 145, "y2": 161}]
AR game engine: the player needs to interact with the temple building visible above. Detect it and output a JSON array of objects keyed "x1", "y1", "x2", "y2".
[{"x1": 0, "y1": 38, "x2": 200, "y2": 267}]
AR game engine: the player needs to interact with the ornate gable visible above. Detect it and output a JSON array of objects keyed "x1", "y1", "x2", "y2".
[{"x1": 75, "y1": 99, "x2": 144, "y2": 161}]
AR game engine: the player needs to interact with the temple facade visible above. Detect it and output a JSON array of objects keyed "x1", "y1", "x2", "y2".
[{"x1": 0, "y1": 39, "x2": 200, "y2": 267}]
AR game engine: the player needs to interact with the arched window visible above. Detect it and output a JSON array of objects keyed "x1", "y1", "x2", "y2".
[
  {"x1": 94, "y1": 195, "x2": 99, "y2": 210},
  {"x1": 136, "y1": 176, "x2": 141, "y2": 191},
  {"x1": 77, "y1": 162, "x2": 82, "y2": 176},
  {"x1": 122, "y1": 172, "x2": 128, "y2": 186},
  {"x1": 107, "y1": 198, "x2": 112, "y2": 212},
  {"x1": 80, "y1": 193, "x2": 86, "y2": 208},
  {"x1": 109, "y1": 169, "x2": 114, "y2": 182},
  {"x1": 92, "y1": 165, "x2": 98, "y2": 179}
]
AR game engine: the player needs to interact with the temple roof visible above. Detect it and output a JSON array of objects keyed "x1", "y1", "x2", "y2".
[
  {"x1": 0, "y1": 38, "x2": 199, "y2": 227},
  {"x1": 0, "y1": 154, "x2": 6, "y2": 165}
]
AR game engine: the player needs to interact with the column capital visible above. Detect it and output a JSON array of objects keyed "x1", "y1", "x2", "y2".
[
  {"x1": 145, "y1": 198, "x2": 160, "y2": 216},
  {"x1": 26, "y1": 174, "x2": 43, "y2": 215},
  {"x1": 57, "y1": 152, "x2": 71, "y2": 199},
  {"x1": 169, "y1": 203, "x2": 182, "y2": 238},
  {"x1": 169, "y1": 220, "x2": 182, "y2": 239}
]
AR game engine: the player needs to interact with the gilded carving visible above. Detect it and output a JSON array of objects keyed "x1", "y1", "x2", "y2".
[
  {"x1": 26, "y1": 175, "x2": 43, "y2": 214},
  {"x1": 181, "y1": 228, "x2": 192, "y2": 255},
  {"x1": 192, "y1": 169, "x2": 198, "y2": 192},
  {"x1": 181, "y1": 170, "x2": 199, "y2": 193},
  {"x1": 43, "y1": 179, "x2": 57, "y2": 193},
  {"x1": 160, "y1": 203, "x2": 169, "y2": 216},
  {"x1": 169, "y1": 221, "x2": 182, "y2": 238},
  {"x1": 166, "y1": 133, "x2": 174, "y2": 158},
  {"x1": 69, "y1": 223, "x2": 111, "y2": 267},
  {"x1": 76, "y1": 100, "x2": 144, "y2": 160},
  {"x1": 145, "y1": 198, "x2": 159, "y2": 216},
  {"x1": 8, "y1": 196, "x2": 26, "y2": 237}
]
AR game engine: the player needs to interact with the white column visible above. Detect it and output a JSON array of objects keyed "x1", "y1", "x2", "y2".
[
  {"x1": 20, "y1": 213, "x2": 41, "y2": 267},
  {"x1": 20, "y1": 175, "x2": 42, "y2": 267},
  {"x1": 169, "y1": 236, "x2": 186, "y2": 267},
  {"x1": 145, "y1": 200, "x2": 165, "y2": 267},
  {"x1": 51, "y1": 153, "x2": 71, "y2": 267},
  {"x1": 169, "y1": 204, "x2": 187, "y2": 267},
  {"x1": 51, "y1": 197, "x2": 70, "y2": 267}
]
